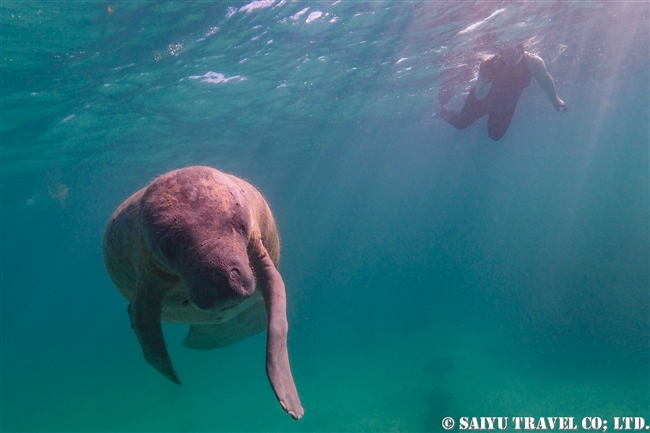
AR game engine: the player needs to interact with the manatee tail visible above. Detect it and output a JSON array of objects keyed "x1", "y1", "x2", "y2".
[{"x1": 129, "y1": 279, "x2": 181, "y2": 385}]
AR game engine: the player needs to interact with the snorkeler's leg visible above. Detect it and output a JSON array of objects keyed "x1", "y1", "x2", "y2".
[
  {"x1": 440, "y1": 88, "x2": 488, "y2": 130},
  {"x1": 487, "y1": 108, "x2": 516, "y2": 141}
]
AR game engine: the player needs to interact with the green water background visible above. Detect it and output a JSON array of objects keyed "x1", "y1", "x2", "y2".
[{"x1": 2, "y1": 1, "x2": 649, "y2": 431}]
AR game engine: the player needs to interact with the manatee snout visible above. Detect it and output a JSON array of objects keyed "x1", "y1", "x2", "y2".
[
  {"x1": 227, "y1": 266, "x2": 256, "y2": 296},
  {"x1": 186, "y1": 260, "x2": 256, "y2": 310}
]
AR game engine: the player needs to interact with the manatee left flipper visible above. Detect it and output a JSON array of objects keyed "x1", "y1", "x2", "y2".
[
  {"x1": 249, "y1": 238, "x2": 304, "y2": 421},
  {"x1": 183, "y1": 297, "x2": 267, "y2": 350},
  {"x1": 129, "y1": 278, "x2": 181, "y2": 385}
]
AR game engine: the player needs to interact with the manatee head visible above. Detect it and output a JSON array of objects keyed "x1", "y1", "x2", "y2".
[
  {"x1": 181, "y1": 237, "x2": 256, "y2": 310},
  {"x1": 139, "y1": 166, "x2": 257, "y2": 310}
]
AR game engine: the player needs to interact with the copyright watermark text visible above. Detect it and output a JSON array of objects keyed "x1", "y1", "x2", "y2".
[{"x1": 441, "y1": 417, "x2": 649, "y2": 431}]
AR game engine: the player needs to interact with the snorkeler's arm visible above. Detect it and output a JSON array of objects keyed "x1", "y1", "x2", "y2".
[{"x1": 525, "y1": 53, "x2": 567, "y2": 113}]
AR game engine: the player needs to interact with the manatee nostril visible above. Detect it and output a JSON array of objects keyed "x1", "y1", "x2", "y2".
[
  {"x1": 229, "y1": 266, "x2": 255, "y2": 296},
  {"x1": 230, "y1": 268, "x2": 241, "y2": 281}
]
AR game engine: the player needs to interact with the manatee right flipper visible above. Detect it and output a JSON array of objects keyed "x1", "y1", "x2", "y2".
[
  {"x1": 249, "y1": 238, "x2": 304, "y2": 421},
  {"x1": 129, "y1": 278, "x2": 181, "y2": 385},
  {"x1": 183, "y1": 297, "x2": 267, "y2": 350}
]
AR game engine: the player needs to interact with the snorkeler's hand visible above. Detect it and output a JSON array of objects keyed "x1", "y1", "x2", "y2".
[{"x1": 554, "y1": 99, "x2": 567, "y2": 113}]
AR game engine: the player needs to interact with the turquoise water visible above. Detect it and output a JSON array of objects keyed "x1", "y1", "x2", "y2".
[{"x1": 2, "y1": 1, "x2": 649, "y2": 431}]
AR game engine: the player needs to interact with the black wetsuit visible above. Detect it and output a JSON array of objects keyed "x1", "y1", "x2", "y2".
[{"x1": 440, "y1": 55, "x2": 532, "y2": 141}]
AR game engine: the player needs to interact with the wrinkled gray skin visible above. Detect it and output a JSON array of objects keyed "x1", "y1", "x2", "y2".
[{"x1": 103, "y1": 166, "x2": 303, "y2": 420}]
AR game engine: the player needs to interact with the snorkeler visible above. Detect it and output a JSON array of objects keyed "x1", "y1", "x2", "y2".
[{"x1": 437, "y1": 44, "x2": 567, "y2": 141}]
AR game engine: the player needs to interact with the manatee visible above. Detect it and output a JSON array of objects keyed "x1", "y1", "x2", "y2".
[{"x1": 103, "y1": 166, "x2": 304, "y2": 420}]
